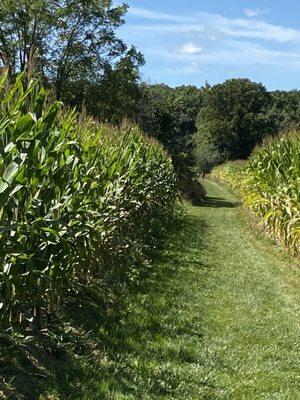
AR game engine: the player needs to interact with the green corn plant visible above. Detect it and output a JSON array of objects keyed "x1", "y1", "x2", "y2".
[
  {"x1": 211, "y1": 132, "x2": 300, "y2": 257},
  {"x1": 246, "y1": 132, "x2": 300, "y2": 256},
  {"x1": 0, "y1": 74, "x2": 178, "y2": 330}
]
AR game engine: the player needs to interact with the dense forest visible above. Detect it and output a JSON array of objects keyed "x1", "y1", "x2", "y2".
[{"x1": 0, "y1": 1, "x2": 299, "y2": 399}]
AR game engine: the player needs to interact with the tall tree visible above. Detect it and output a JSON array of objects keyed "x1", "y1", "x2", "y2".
[
  {"x1": 0, "y1": 0, "x2": 55, "y2": 78},
  {"x1": 195, "y1": 78, "x2": 274, "y2": 168},
  {"x1": 67, "y1": 46, "x2": 144, "y2": 123},
  {"x1": 269, "y1": 90, "x2": 300, "y2": 131},
  {"x1": 0, "y1": 0, "x2": 143, "y2": 101},
  {"x1": 49, "y1": 0, "x2": 132, "y2": 99},
  {"x1": 137, "y1": 84, "x2": 204, "y2": 177}
]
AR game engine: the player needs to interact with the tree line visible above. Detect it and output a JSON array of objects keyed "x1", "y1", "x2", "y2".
[
  {"x1": 136, "y1": 80, "x2": 300, "y2": 183},
  {"x1": 1, "y1": 1, "x2": 300, "y2": 189}
]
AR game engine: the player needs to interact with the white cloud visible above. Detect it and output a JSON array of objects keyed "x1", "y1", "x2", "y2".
[
  {"x1": 244, "y1": 8, "x2": 266, "y2": 17},
  {"x1": 179, "y1": 43, "x2": 203, "y2": 55}
]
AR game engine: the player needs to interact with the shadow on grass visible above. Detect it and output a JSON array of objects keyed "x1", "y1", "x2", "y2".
[
  {"x1": 0, "y1": 213, "x2": 214, "y2": 399},
  {"x1": 198, "y1": 195, "x2": 240, "y2": 208},
  {"x1": 83, "y1": 214, "x2": 216, "y2": 398}
]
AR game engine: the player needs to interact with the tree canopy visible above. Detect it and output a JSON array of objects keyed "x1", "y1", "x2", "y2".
[
  {"x1": 269, "y1": 90, "x2": 300, "y2": 132},
  {"x1": 195, "y1": 79, "x2": 274, "y2": 170},
  {"x1": 0, "y1": 0, "x2": 144, "y2": 120},
  {"x1": 137, "y1": 83, "x2": 204, "y2": 177}
]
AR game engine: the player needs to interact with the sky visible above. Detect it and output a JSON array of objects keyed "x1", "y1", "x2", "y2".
[{"x1": 117, "y1": 0, "x2": 300, "y2": 90}]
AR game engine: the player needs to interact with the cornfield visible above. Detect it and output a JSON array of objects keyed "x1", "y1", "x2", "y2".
[
  {"x1": 212, "y1": 132, "x2": 300, "y2": 256},
  {"x1": 210, "y1": 161, "x2": 248, "y2": 191},
  {"x1": 0, "y1": 74, "x2": 177, "y2": 329}
]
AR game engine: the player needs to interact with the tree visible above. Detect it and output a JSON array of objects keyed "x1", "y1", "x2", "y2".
[
  {"x1": 0, "y1": 0, "x2": 144, "y2": 107},
  {"x1": 0, "y1": 0, "x2": 55, "y2": 79},
  {"x1": 137, "y1": 83, "x2": 204, "y2": 177},
  {"x1": 48, "y1": 0, "x2": 134, "y2": 100},
  {"x1": 67, "y1": 47, "x2": 144, "y2": 123},
  {"x1": 268, "y1": 90, "x2": 300, "y2": 131},
  {"x1": 195, "y1": 78, "x2": 274, "y2": 168}
]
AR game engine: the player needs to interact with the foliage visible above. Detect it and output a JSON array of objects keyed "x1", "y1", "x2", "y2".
[
  {"x1": 246, "y1": 132, "x2": 300, "y2": 256},
  {"x1": 137, "y1": 83, "x2": 204, "y2": 177},
  {"x1": 0, "y1": 0, "x2": 54, "y2": 76},
  {"x1": 0, "y1": 74, "x2": 177, "y2": 329},
  {"x1": 70, "y1": 47, "x2": 144, "y2": 123},
  {"x1": 212, "y1": 133, "x2": 300, "y2": 256},
  {"x1": 269, "y1": 90, "x2": 300, "y2": 132},
  {"x1": 195, "y1": 79, "x2": 274, "y2": 170},
  {"x1": 0, "y1": 0, "x2": 144, "y2": 122}
]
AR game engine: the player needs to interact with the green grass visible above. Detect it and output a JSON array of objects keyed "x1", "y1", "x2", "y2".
[
  {"x1": 1, "y1": 178, "x2": 300, "y2": 399},
  {"x1": 99, "y1": 178, "x2": 300, "y2": 399}
]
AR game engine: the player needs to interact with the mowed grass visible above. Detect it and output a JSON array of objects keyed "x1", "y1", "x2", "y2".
[{"x1": 99, "y1": 178, "x2": 300, "y2": 400}]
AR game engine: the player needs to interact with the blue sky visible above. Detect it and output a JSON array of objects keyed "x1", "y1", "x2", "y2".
[{"x1": 117, "y1": 0, "x2": 300, "y2": 90}]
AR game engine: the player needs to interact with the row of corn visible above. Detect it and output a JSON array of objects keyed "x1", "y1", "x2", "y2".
[
  {"x1": 211, "y1": 132, "x2": 300, "y2": 257},
  {"x1": 0, "y1": 74, "x2": 178, "y2": 329}
]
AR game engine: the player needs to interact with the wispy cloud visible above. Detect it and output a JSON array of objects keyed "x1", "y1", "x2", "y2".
[
  {"x1": 121, "y1": 23, "x2": 205, "y2": 35},
  {"x1": 166, "y1": 63, "x2": 202, "y2": 74},
  {"x1": 146, "y1": 40, "x2": 300, "y2": 68},
  {"x1": 243, "y1": 8, "x2": 266, "y2": 18},
  {"x1": 127, "y1": 7, "x2": 300, "y2": 44},
  {"x1": 129, "y1": 7, "x2": 196, "y2": 23},
  {"x1": 218, "y1": 19, "x2": 300, "y2": 43}
]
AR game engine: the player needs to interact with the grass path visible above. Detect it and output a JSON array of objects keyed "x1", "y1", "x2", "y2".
[{"x1": 107, "y1": 178, "x2": 300, "y2": 400}]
